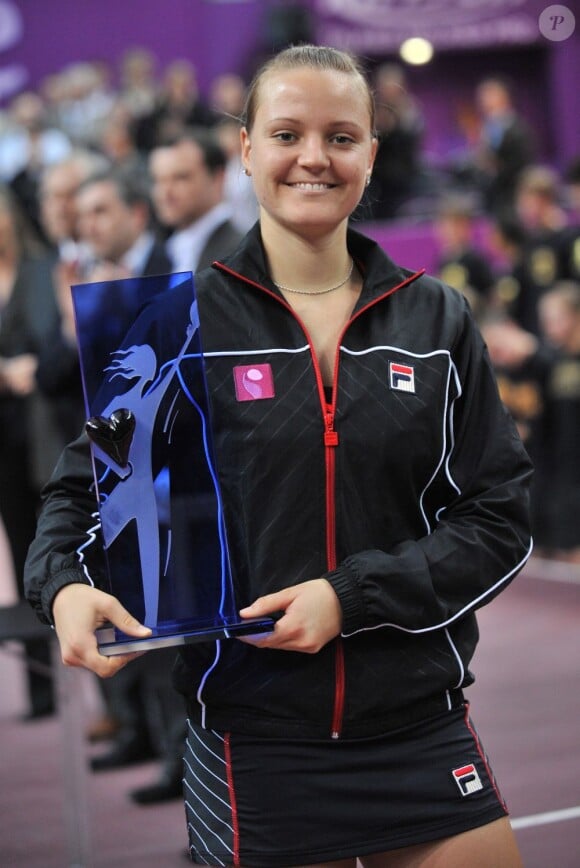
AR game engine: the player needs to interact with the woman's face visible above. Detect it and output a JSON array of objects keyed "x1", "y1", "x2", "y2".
[
  {"x1": 539, "y1": 296, "x2": 578, "y2": 350},
  {"x1": 241, "y1": 67, "x2": 376, "y2": 240}
]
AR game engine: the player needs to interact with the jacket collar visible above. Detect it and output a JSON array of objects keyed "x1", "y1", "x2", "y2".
[{"x1": 212, "y1": 221, "x2": 422, "y2": 306}]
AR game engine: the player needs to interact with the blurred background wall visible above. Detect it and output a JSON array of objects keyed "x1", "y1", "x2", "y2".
[{"x1": 1, "y1": 0, "x2": 578, "y2": 167}]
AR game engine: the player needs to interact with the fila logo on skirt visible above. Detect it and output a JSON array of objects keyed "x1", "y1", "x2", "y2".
[{"x1": 452, "y1": 764, "x2": 484, "y2": 796}]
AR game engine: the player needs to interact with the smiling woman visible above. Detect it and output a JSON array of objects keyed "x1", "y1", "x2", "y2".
[
  {"x1": 25, "y1": 44, "x2": 531, "y2": 868},
  {"x1": 241, "y1": 46, "x2": 376, "y2": 262}
]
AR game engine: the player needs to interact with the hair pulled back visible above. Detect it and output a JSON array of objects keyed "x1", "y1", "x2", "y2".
[{"x1": 242, "y1": 44, "x2": 375, "y2": 135}]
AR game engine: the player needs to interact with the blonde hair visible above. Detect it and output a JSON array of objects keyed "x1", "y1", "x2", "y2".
[{"x1": 242, "y1": 44, "x2": 375, "y2": 134}]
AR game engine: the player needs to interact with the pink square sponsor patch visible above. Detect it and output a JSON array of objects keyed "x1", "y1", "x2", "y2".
[{"x1": 233, "y1": 364, "x2": 275, "y2": 401}]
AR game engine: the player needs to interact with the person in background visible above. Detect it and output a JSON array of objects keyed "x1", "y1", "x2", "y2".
[
  {"x1": 512, "y1": 166, "x2": 570, "y2": 315},
  {"x1": 134, "y1": 60, "x2": 215, "y2": 153},
  {"x1": 98, "y1": 104, "x2": 147, "y2": 178},
  {"x1": 117, "y1": 46, "x2": 159, "y2": 122},
  {"x1": 25, "y1": 45, "x2": 530, "y2": 865},
  {"x1": 208, "y1": 72, "x2": 247, "y2": 121},
  {"x1": 55, "y1": 61, "x2": 116, "y2": 150},
  {"x1": 1, "y1": 91, "x2": 72, "y2": 244},
  {"x1": 214, "y1": 117, "x2": 259, "y2": 233},
  {"x1": 487, "y1": 214, "x2": 544, "y2": 336},
  {"x1": 35, "y1": 151, "x2": 110, "y2": 454},
  {"x1": 474, "y1": 75, "x2": 535, "y2": 217},
  {"x1": 0, "y1": 185, "x2": 59, "y2": 719},
  {"x1": 559, "y1": 156, "x2": 580, "y2": 282},
  {"x1": 480, "y1": 310, "x2": 550, "y2": 553},
  {"x1": 483, "y1": 281, "x2": 580, "y2": 563},
  {"x1": 367, "y1": 62, "x2": 424, "y2": 221},
  {"x1": 434, "y1": 193, "x2": 494, "y2": 321},
  {"x1": 149, "y1": 126, "x2": 244, "y2": 274},
  {"x1": 535, "y1": 282, "x2": 580, "y2": 562}
]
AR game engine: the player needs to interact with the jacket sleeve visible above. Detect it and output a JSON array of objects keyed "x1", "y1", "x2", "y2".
[
  {"x1": 325, "y1": 304, "x2": 534, "y2": 636},
  {"x1": 24, "y1": 433, "x2": 108, "y2": 625}
]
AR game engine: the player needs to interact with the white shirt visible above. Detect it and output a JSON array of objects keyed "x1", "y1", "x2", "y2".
[
  {"x1": 166, "y1": 203, "x2": 233, "y2": 274},
  {"x1": 120, "y1": 231, "x2": 156, "y2": 277}
]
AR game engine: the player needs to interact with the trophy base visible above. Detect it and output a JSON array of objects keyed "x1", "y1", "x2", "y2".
[{"x1": 96, "y1": 616, "x2": 275, "y2": 655}]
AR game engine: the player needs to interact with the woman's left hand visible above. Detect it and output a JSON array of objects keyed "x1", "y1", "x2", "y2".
[{"x1": 238, "y1": 579, "x2": 342, "y2": 653}]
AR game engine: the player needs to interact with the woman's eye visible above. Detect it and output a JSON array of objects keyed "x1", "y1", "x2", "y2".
[
  {"x1": 274, "y1": 132, "x2": 296, "y2": 142},
  {"x1": 332, "y1": 135, "x2": 354, "y2": 145}
]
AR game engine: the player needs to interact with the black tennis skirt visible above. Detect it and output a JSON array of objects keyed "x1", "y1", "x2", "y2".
[{"x1": 183, "y1": 698, "x2": 508, "y2": 867}]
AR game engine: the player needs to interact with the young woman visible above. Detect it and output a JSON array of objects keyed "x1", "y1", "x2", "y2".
[{"x1": 25, "y1": 46, "x2": 531, "y2": 867}]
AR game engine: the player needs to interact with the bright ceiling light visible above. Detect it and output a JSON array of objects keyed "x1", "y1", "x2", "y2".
[{"x1": 399, "y1": 37, "x2": 434, "y2": 65}]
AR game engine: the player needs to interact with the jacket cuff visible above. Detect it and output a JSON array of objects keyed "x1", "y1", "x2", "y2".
[
  {"x1": 324, "y1": 564, "x2": 366, "y2": 634},
  {"x1": 40, "y1": 570, "x2": 93, "y2": 625}
]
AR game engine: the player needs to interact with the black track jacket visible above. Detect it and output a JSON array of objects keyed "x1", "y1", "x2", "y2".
[{"x1": 25, "y1": 225, "x2": 533, "y2": 739}]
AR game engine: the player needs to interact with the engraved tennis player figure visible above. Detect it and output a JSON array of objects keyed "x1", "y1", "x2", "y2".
[{"x1": 92, "y1": 299, "x2": 199, "y2": 626}]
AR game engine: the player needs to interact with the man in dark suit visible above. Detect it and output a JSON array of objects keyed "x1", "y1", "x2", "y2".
[
  {"x1": 75, "y1": 167, "x2": 172, "y2": 279},
  {"x1": 475, "y1": 76, "x2": 536, "y2": 218},
  {"x1": 36, "y1": 166, "x2": 172, "y2": 452},
  {"x1": 149, "y1": 127, "x2": 244, "y2": 275}
]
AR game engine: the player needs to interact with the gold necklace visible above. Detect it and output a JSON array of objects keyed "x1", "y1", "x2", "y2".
[{"x1": 274, "y1": 259, "x2": 354, "y2": 296}]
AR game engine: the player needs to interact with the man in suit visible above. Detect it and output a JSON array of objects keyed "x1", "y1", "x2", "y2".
[
  {"x1": 475, "y1": 76, "x2": 536, "y2": 218},
  {"x1": 149, "y1": 127, "x2": 244, "y2": 274},
  {"x1": 36, "y1": 165, "x2": 172, "y2": 452},
  {"x1": 75, "y1": 167, "x2": 172, "y2": 280}
]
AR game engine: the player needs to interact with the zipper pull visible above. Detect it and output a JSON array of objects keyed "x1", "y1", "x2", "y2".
[{"x1": 324, "y1": 413, "x2": 339, "y2": 446}]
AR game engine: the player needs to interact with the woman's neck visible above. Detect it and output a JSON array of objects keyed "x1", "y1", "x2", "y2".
[{"x1": 261, "y1": 218, "x2": 351, "y2": 293}]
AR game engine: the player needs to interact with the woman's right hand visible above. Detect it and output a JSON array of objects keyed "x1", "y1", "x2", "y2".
[{"x1": 52, "y1": 584, "x2": 152, "y2": 678}]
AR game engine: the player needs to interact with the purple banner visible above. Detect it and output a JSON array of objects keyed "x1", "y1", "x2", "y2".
[
  {"x1": 0, "y1": 0, "x2": 265, "y2": 105},
  {"x1": 315, "y1": 0, "x2": 550, "y2": 53}
]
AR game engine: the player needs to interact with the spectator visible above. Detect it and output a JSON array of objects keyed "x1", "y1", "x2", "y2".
[
  {"x1": 0, "y1": 185, "x2": 59, "y2": 719},
  {"x1": 434, "y1": 193, "x2": 494, "y2": 320},
  {"x1": 134, "y1": 60, "x2": 215, "y2": 153},
  {"x1": 474, "y1": 75, "x2": 535, "y2": 217},
  {"x1": 35, "y1": 151, "x2": 110, "y2": 455},
  {"x1": 0, "y1": 91, "x2": 72, "y2": 243},
  {"x1": 56, "y1": 62, "x2": 117, "y2": 149},
  {"x1": 480, "y1": 313, "x2": 550, "y2": 549},
  {"x1": 515, "y1": 165, "x2": 569, "y2": 295},
  {"x1": 209, "y1": 72, "x2": 247, "y2": 120},
  {"x1": 559, "y1": 156, "x2": 580, "y2": 281},
  {"x1": 484, "y1": 282, "x2": 580, "y2": 562},
  {"x1": 98, "y1": 104, "x2": 147, "y2": 177},
  {"x1": 149, "y1": 127, "x2": 243, "y2": 274},
  {"x1": 214, "y1": 117, "x2": 259, "y2": 233},
  {"x1": 367, "y1": 63, "x2": 424, "y2": 220},
  {"x1": 487, "y1": 215, "x2": 543, "y2": 335},
  {"x1": 535, "y1": 282, "x2": 580, "y2": 562},
  {"x1": 0, "y1": 91, "x2": 71, "y2": 185},
  {"x1": 118, "y1": 47, "x2": 159, "y2": 121}
]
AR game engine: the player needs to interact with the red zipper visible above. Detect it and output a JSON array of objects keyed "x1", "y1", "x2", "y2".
[
  {"x1": 214, "y1": 262, "x2": 424, "y2": 739},
  {"x1": 323, "y1": 400, "x2": 344, "y2": 739},
  {"x1": 321, "y1": 267, "x2": 424, "y2": 739}
]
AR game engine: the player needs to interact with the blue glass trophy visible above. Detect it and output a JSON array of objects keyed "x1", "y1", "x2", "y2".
[{"x1": 72, "y1": 272, "x2": 273, "y2": 654}]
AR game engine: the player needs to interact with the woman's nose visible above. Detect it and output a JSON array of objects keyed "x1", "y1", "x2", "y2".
[{"x1": 297, "y1": 136, "x2": 330, "y2": 168}]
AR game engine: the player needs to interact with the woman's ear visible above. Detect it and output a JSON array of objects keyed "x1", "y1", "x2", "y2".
[
  {"x1": 240, "y1": 127, "x2": 251, "y2": 175},
  {"x1": 369, "y1": 135, "x2": 378, "y2": 173}
]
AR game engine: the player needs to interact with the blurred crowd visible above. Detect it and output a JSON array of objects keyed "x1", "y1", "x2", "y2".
[{"x1": 0, "y1": 45, "x2": 578, "y2": 800}]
